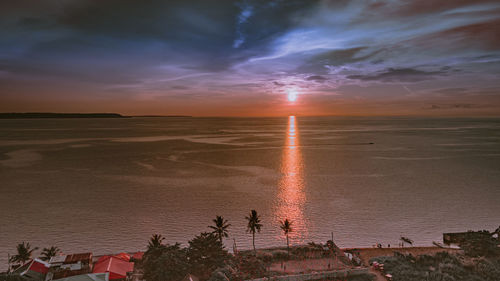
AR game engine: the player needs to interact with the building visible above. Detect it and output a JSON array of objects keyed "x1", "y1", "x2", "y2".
[
  {"x1": 14, "y1": 259, "x2": 50, "y2": 281},
  {"x1": 48, "y1": 253, "x2": 93, "y2": 280}
]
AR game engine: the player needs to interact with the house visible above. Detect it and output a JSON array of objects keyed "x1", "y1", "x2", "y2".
[
  {"x1": 14, "y1": 259, "x2": 50, "y2": 281},
  {"x1": 130, "y1": 252, "x2": 143, "y2": 261},
  {"x1": 63, "y1": 253, "x2": 93, "y2": 271},
  {"x1": 49, "y1": 253, "x2": 93, "y2": 280},
  {"x1": 92, "y1": 256, "x2": 134, "y2": 280}
]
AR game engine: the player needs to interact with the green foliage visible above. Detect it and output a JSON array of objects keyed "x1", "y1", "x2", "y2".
[
  {"x1": 143, "y1": 243, "x2": 189, "y2": 281},
  {"x1": 147, "y1": 234, "x2": 166, "y2": 253},
  {"x1": 9, "y1": 242, "x2": 38, "y2": 266},
  {"x1": 187, "y1": 232, "x2": 229, "y2": 279},
  {"x1": 371, "y1": 252, "x2": 500, "y2": 281},
  {"x1": 233, "y1": 255, "x2": 267, "y2": 281},
  {"x1": 460, "y1": 234, "x2": 499, "y2": 257},
  {"x1": 207, "y1": 265, "x2": 237, "y2": 281},
  {"x1": 40, "y1": 246, "x2": 60, "y2": 261},
  {"x1": 208, "y1": 216, "x2": 231, "y2": 243},
  {"x1": 0, "y1": 274, "x2": 25, "y2": 281}
]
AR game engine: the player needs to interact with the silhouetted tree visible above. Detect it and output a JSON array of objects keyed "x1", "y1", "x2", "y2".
[
  {"x1": 145, "y1": 234, "x2": 167, "y2": 261},
  {"x1": 143, "y1": 243, "x2": 189, "y2": 281},
  {"x1": 40, "y1": 246, "x2": 60, "y2": 261},
  {"x1": 279, "y1": 219, "x2": 293, "y2": 257},
  {"x1": 9, "y1": 242, "x2": 38, "y2": 266},
  {"x1": 209, "y1": 215, "x2": 231, "y2": 244},
  {"x1": 187, "y1": 232, "x2": 228, "y2": 279},
  {"x1": 245, "y1": 210, "x2": 263, "y2": 254}
]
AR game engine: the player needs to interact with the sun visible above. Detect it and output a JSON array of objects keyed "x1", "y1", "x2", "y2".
[{"x1": 287, "y1": 89, "x2": 298, "y2": 102}]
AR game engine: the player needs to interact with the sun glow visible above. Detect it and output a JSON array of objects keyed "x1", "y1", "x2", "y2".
[{"x1": 287, "y1": 89, "x2": 298, "y2": 102}]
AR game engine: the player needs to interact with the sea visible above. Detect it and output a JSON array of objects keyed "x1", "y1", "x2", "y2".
[{"x1": 1, "y1": 116, "x2": 499, "y2": 269}]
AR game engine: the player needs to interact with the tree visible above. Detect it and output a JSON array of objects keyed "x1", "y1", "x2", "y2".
[
  {"x1": 9, "y1": 242, "x2": 38, "y2": 266},
  {"x1": 279, "y1": 219, "x2": 293, "y2": 258},
  {"x1": 209, "y1": 215, "x2": 231, "y2": 244},
  {"x1": 143, "y1": 244, "x2": 189, "y2": 281},
  {"x1": 40, "y1": 246, "x2": 60, "y2": 261},
  {"x1": 187, "y1": 232, "x2": 228, "y2": 279},
  {"x1": 245, "y1": 210, "x2": 263, "y2": 254},
  {"x1": 400, "y1": 236, "x2": 413, "y2": 248},
  {"x1": 147, "y1": 234, "x2": 165, "y2": 252}
]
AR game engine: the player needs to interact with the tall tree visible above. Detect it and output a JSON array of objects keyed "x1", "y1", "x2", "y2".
[
  {"x1": 245, "y1": 210, "x2": 263, "y2": 254},
  {"x1": 187, "y1": 232, "x2": 227, "y2": 279},
  {"x1": 143, "y1": 243, "x2": 189, "y2": 281},
  {"x1": 280, "y1": 219, "x2": 293, "y2": 257},
  {"x1": 9, "y1": 242, "x2": 38, "y2": 265},
  {"x1": 209, "y1": 215, "x2": 231, "y2": 244},
  {"x1": 147, "y1": 234, "x2": 165, "y2": 252},
  {"x1": 40, "y1": 246, "x2": 60, "y2": 261}
]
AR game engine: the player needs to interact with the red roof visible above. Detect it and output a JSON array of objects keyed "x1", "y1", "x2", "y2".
[
  {"x1": 131, "y1": 252, "x2": 144, "y2": 260},
  {"x1": 64, "y1": 253, "x2": 92, "y2": 264},
  {"x1": 93, "y1": 256, "x2": 134, "y2": 280},
  {"x1": 113, "y1": 253, "x2": 130, "y2": 262},
  {"x1": 28, "y1": 259, "x2": 49, "y2": 274}
]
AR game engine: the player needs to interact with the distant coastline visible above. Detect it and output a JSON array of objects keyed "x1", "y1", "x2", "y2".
[
  {"x1": 132, "y1": 115, "x2": 192, "y2": 118},
  {"x1": 0, "y1": 113, "x2": 127, "y2": 119},
  {"x1": 0, "y1": 113, "x2": 193, "y2": 119}
]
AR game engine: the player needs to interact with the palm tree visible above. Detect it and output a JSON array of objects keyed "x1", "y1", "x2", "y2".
[
  {"x1": 280, "y1": 219, "x2": 293, "y2": 257},
  {"x1": 209, "y1": 215, "x2": 231, "y2": 244},
  {"x1": 9, "y1": 242, "x2": 38, "y2": 265},
  {"x1": 40, "y1": 246, "x2": 60, "y2": 261},
  {"x1": 245, "y1": 210, "x2": 263, "y2": 254},
  {"x1": 147, "y1": 234, "x2": 165, "y2": 251}
]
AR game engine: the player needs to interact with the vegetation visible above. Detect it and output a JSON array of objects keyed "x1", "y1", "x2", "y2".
[
  {"x1": 245, "y1": 210, "x2": 263, "y2": 254},
  {"x1": 143, "y1": 243, "x2": 189, "y2": 281},
  {"x1": 0, "y1": 274, "x2": 25, "y2": 281},
  {"x1": 9, "y1": 242, "x2": 38, "y2": 266},
  {"x1": 187, "y1": 232, "x2": 229, "y2": 279},
  {"x1": 142, "y1": 233, "x2": 228, "y2": 281},
  {"x1": 279, "y1": 218, "x2": 293, "y2": 258},
  {"x1": 147, "y1": 234, "x2": 165, "y2": 252},
  {"x1": 208, "y1": 215, "x2": 231, "y2": 244},
  {"x1": 371, "y1": 251, "x2": 500, "y2": 281},
  {"x1": 459, "y1": 231, "x2": 499, "y2": 257},
  {"x1": 40, "y1": 246, "x2": 60, "y2": 261}
]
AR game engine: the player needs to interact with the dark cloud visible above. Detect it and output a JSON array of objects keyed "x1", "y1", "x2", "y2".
[
  {"x1": 347, "y1": 68, "x2": 447, "y2": 82},
  {"x1": 306, "y1": 75, "x2": 327, "y2": 82},
  {"x1": 426, "y1": 103, "x2": 478, "y2": 110}
]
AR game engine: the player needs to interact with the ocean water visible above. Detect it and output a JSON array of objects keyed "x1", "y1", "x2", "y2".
[{"x1": 1, "y1": 116, "x2": 499, "y2": 269}]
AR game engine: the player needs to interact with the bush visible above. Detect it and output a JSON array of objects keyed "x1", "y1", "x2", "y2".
[{"x1": 371, "y1": 252, "x2": 500, "y2": 281}]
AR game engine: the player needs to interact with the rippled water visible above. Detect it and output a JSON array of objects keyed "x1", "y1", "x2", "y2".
[{"x1": 1, "y1": 116, "x2": 499, "y2": 270}]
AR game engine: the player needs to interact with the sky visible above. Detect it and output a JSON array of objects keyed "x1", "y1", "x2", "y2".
[{"x1": 1, "y1": 0, "x2": 500, "y2": 116}]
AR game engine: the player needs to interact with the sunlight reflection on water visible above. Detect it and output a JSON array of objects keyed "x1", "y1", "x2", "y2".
[{"x1": 274, "y1": 116, "x2": 308, "y2": 244}]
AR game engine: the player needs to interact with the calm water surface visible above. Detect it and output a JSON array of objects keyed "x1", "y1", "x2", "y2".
[{"x1": 1, "y1": 117, "x2": 500, "y2": 269}]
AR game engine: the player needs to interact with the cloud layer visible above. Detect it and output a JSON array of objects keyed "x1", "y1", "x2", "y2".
[{"x1": 1, "y1": 0, "x2": 499, "y2": 116}]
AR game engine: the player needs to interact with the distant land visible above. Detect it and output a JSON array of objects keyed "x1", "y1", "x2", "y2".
[
  {"x1": 0, "y1": 112, "x2": 127, "y2": 119},
  {"x1": 132, "y1": 115, "x2": 192, "y2": 118}
]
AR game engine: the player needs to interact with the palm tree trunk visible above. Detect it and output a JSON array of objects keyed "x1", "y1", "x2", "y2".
[
  {"x1": 252, "y1": 232, "x2": 256, "y2": 255},
  {"x1": 286, "y1": 234, "x2": 290, "y2": 258}
]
